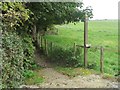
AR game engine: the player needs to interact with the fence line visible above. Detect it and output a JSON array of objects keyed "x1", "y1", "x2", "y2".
[
  {"x1": 76, "y1": 45, "x2": 118, "y2": 52},
  {"x1": 38, "y1": 36, "x2": 118, "y2": 73}
]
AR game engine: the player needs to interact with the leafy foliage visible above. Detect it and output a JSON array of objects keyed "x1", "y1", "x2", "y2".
[
  {"x1": 48, "y1": 46, "x2": 83, "y2": 67},
  {"x1": 21, "y1": 34, "x2": 35, "y2": 70},
  {"x1": 2, "y1": 2, "x2": 31, "y2": 31},
  {"x1": 26, "y1": 2, "x2": 93, "y2": 32},
  {"x1": 24, "y1": 70, "x2": 44, "y2": 85},
  {"x1": 2, "y1": 31, "x2": 24, "y2": 88},
  {"x1": 1, "y1": 1, "x2": 93, "y2": 88},
  {"x1": 1, "y1": 2, "x2": 35, "y2": 88},
  {"x1": 49, "y1": 46, "x2": 98, "y2": 69},
  {"x1": 23, "y1": 70, "x2": 35, "y2": 79}
]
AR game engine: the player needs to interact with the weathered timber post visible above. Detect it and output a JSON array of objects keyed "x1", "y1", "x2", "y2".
[
  {"x1": 84, "y1": 14, "x2": 88, "y2": 68},
  {"x1": 40, "y1": 36, "x2": 43, "y2": 48},
  {"x1": 37, "y1": 32, "x2": 39, "y2": 44},
  {"x1": 50, "y1": 42, "x2": 53, "y2": 53},
  {"x1": 100, "y1": 46, "x2": 104, "y2": 73},
  {"x1": 44, "y1": 39, "x2": 48, "y2": 56},
  {"x1": 73, "y1": 43, "x2": 76, "y2": 57},
  {"x1": 33, "y1": 24, "x2": 37, "y2": 41},
  {"x1": 38, "y1": 32, "x2": 40, "y2": 45}
]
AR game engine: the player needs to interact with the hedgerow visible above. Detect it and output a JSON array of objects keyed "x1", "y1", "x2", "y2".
[{"x1": 2, "y1": 31, "x2": 24, "y2": 88}]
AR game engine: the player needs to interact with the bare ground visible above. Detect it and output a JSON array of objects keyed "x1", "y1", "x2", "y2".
[
  {"x1": 38, "y1": 68, "x2": 118, "y2": 88},
  {"x1": 20, "y1": 51, "x2": 118, "y2": 88}
]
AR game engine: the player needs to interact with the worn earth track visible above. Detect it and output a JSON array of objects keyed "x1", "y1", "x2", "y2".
[
  {"x1": 21, "y1": 51, "x2": 118, "y2": 88},
  {"x1": 38, "y1": 68, "x2": 118, "y2": 88}
]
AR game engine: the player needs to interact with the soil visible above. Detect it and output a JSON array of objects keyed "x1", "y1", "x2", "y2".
[
  {"x1": 38, "y1": 68, "x2": 118, "y2": 88},
  {"x1": 20, "y1": 51, "x2": 118, "y2": 88}
]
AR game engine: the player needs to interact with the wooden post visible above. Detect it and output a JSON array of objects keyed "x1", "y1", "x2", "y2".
[
  {"x1": 100, "y1": 46, "x2": 104, "y2": 73},
  {"x1": 73, "y1": 43, "x2": 76, "y2": 57},
  {"x1": 84, "y1": 14, "x2": 88, "y2": 68},
  {"x1": 44, "y1": 39, "x2": 46, "y2": 54},
  {"x1": 50, "y1": 42, "x2": 53, "y2": 52},
  {"x1": 37, "y1": 32, "x2": 39, "y2": 44},
  {"x1": 40, "y1": 36, "x2": 43, "y2": 47},
  {"x1": 38, "y1": 32, "x2": 40, "y2": 45},
  {"x1": 57, "y1": 29, "x2": 59, "y2": 35},
  {"x1": 33, "y1": 24, "x2": 37, "y2": 41},
  {"x1": 44, "y1": 39, "x2": 48, "y2": 56}
]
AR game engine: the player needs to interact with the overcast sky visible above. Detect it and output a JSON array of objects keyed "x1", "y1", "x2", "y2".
[{"x1": 82, "y1": 0, "x2": 119, "y2": 20}]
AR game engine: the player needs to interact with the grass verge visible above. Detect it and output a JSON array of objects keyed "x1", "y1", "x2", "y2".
[
  {"x1": 55, "y1": 66, "x2": 97, "y2": 78},
  {"x1": 24, "y1": 67, "x2": 44, "y2": 85}
]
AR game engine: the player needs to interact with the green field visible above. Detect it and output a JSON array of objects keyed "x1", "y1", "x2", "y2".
[{"x1": 45, "y1": 20, "x2": 118, "y2": 76}]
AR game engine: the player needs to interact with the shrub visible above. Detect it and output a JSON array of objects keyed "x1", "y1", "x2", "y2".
[
  {"x1": 2, "y1": 31, "x2": 36, "y2": 88},
  {"x1": 24, "y1": 70, "x2": 44, "y2": 85},
  {"x1": 1, "y1": 2, "x2": 36, "y2": 88},
  {"x1": 21, "y1": 34, "x2": 35, "y2": 70},
  {"x1": 87, "y1": 60, "x2": 97, "y2": 69},
  {"x1": 48, "y1": 46, "x2": 83, "y2": 67},
  {"x1": 2, "y1": 31, "x2": 24, "y2": 88},
  {"x1": 48, "y1": 44, "x2": 98, "y2": 70},
  {"x1": 23, "y1": 70, "x2": 35, "y2": 79}
]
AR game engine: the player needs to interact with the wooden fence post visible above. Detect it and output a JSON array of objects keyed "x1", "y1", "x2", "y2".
[
  {"x1": 100, "y1": 46, "x2": 104, "y2": 73},
  {"x1": 33, "y1": 24, "x2": 36, "y2": 41},
  {"x1": 50, "y1": 42, "x2": 53, "y2": 52},
  {"x1": 84, "y1": 14, "x2": 88, "y2": 68},
  {"x1": 40, "y1": 36, "x2": 43, "y2": 47},
  {"x1": 73, "y1": 43, "x2": 76, "y2": 57},
  {"x1": 37, "y1": 32, "x2": 39, "y2": 44},
  {"x1": 38, "y1": 32, "x2": 40, "y2": 45},
  {"x1": 57, "y1": 29, "x2": 59, "y2": 34},
  {"x1": 44, "y1": 39, "x2": 48, "y2": 56}
]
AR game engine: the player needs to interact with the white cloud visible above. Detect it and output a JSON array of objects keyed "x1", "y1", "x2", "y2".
[{"x1": 82, "y1": 0, "x2": 119, "y2": 19}]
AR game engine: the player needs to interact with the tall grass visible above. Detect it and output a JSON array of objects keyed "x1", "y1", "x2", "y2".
[{"x1": 44, "y1": 20, "x2": 118, "y2": 76}]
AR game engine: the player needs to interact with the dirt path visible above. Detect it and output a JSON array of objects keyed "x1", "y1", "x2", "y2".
[
  {"x1": 21, "y1": 51, "x2": 118, "y2": 88},
  {"x1": 38, "y1": 68, "x2": 118, "y2": 88}
]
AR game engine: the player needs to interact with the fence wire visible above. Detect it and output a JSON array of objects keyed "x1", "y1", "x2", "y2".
[{"x1": 38, "y1": 36, "x2": 118, "y2": 75}]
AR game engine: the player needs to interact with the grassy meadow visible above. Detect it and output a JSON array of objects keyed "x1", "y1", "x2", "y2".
[{"x1": 44, "y1": 20, "x2": 118, "y2": 76}]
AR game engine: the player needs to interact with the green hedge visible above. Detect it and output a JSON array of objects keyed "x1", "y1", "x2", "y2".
[
  {"x1": 1, "y1": 31, "x2": 35, "y2": 88},
  {"x1": 2, "y1": 32, "x2": 24, "y2": 88},
  {"x1": 21, "y1": 34, "x2": 35, "y2": 70}
]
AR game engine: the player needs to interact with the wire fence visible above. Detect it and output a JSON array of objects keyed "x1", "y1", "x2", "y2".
[{"x1": 37, "y1": 35, "x2": 118, "y2": 75}]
